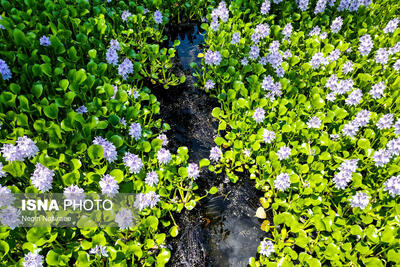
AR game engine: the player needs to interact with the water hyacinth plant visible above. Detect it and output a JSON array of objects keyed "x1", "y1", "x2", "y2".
[
  {"x1": 0, "y1": 0, "x2": 400, "y2": 266},
  {"x1": 196, "y1": 0, "x2": 400, "y2": 266}
]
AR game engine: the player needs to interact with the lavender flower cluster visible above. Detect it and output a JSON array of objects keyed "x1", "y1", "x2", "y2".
[
  {"x1": 0, "y1": 59, "x2": 12, "y2": 80},
  {"x1": 204, "y1": 50, "x2": 222, "y2": 66},
  {"x1": 342, "y1": 109, "x2": 371, "y2": 137},
  {"x1": 31, "y1": 163, "x2": 55, "y2": 192},
  {"x1": 93, "y1": 136, "x2": 117, "y2": 163},
  {"x1": 210, "y1": 1, "x2": 229, "y2": 31},
  {"x1": 123, "y1": 152, "x2": 143, "y2": 174},
  {"x1": 134, "y1": 191, "x2": 160, "y2": 211},
  {"x1": 373, "y1": 137, "x2": 400, "y2": 167},
  {"x1": 1, "y1": 136, "x2": 39, "y2": 162},
  {"x1": 262, "y1": 75, "x2": 282, "y2": 101},
  {"x1": 333, "y1": 159, "x2": 358, "y2": 189}
]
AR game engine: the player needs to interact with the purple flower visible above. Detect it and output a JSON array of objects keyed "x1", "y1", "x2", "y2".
[
  {"x1": 0, "y1": 144, "x2": 22, "y2": 162},
  {"x1": 134, "y1": 191, "x2": 160, "y2": 210},
  {"x1": 241, "y1": 57, "x2": 248, "y2": 66},
  {"x1": 296, "y1": 0, "x2": 309, "y2": 11},
  {"x1": 309, "y1": 26, "x2": 321, "y2": 37},
  {"x1": 342, "y1": 60, "x2": 354, "y2": 74},
  {"x1": 331, "y1": 17, "x2": 343, "y2": 33},
  {"x1": 93, "y1": 136, "x2": 117, "y2": 163},
  {"x1": 384, "y1": 18, "x2": 399, "y2": 34},
  {"x1": 145, "y1": 171, "x2": 159, "y2": 187},
  {"x1": 64, "y1": 185, "x2": 85, "y2": 201},
  {"x1": 204, "y1": 50, "x2": 222, "y2": 66},
  {"x1": 0, "y1": 185, "x2": 14, "y2": 207},
  {"x1": 307, "y1": 116, "x2": 322, "y2": 129},
  {"x1": 0, "y1": 206, "x2": 21, "y2": 229},
  {"x1": 210, "y1": 20, "x2": 219, "y2": 31},
  {"x1": 274, "y1": 173, "x2": 291, "y2": 191},
  {"x1": 376, "y1": 114, "x2": 394, "y2": 130},
  {"x1": 349, "y1": 192, "x2": 369, "y2": 209},
  {"x1": 282, "y1": 23, "x2": 293, "y2": 39},
  {"x1": 115, "y1": 208, "x2": 134, "y2": 229},
  {"x1": 394, "y1": 119, "x2": 400, "y2": 135},
  {"x1": 328, "y1": 0, "x2": 336, "y2": 6},
  {"x1": 158, "y1": 134, "x2": 169, "y2": 146},
  {"x1": 261, "y1": 0, "x2": 271, "y2": 14},
  {"x1": 16, "y1": 136, "x2": 39, "y2": 159},
  {"x1": 90, "y1": 245, "x2": 108, "y2": 257},
  {"x1": 157, "y1": 148, "x2": 171, "y2": 164},
  {"x1": 118, "y1": 58, "x2": 134, "y2": 80},
  {"x1": 99, "y1": 174, "x2": 119, "y2": 197},
  {"x1": 187, "y1": 163, "x2": 200, "y2": 180},
  {"x1": 345, "y1": 89, "x2": 363, "y2": 106},
  {"x1": 123, "y1": 152, "x2": 143, "y2": 174},
  {"x1": 384, "y1": 175, "x2": 400, "y2": 197},
  {"x1": 251, "y1": 23, "x2": 270, "y2": 44},
  {"x1": 211, "y1": 1, "x2": 229, "y2": 22},
  {"x1": 337, "y1": 0, "x2": 350, "y2": 11},
  {"x1": 205, "y1": 80, "x2": 215, "y2": 90},
  {"x1": 320, "y1": 32, "x2": 328, "y2": 40},
  {"x1": 210, "y1": 146, "x2": 222, "y2": 162},
  {"x1": 354, "y1": 109, "x2": 371, "y2": 127},
  {"x1": 358, "y1": 34, "x2": 373, "y2": 56},
  {"x1": 283, "y1": 50, "x2": 292, "y2": 59},
  {"x1": 0, "y1": 16, "x2": 4, "y2": 30},
  {"x1": 0, "y1": 162, "x2": 6, "y2": 178},
  {"x1": 39, "y1": 36, "x2": 51, "y2": 46},
  {"x1": 154, "y1": 10, "x2": 163, "y2": 24},
  {"x1": 106, "y1": 48, "x2": 119, "y2": 66},
  {"x1": 129, "y1": 122, "x2": 142, "y2": 140},
  {"x1": 23, "y1": 251, "x2": 44, "y2": 267},
  {"x1": 253, "y1": 107, "x2": 265, "y2": 123},
  {"x1": 76, "y1": 105, "x2": 88, "y2": 114},
  {"x1": 127, "y1": 87, "x2": 140, "y2": 99},
  {"x1": 393, "y1": 59, "x2": 400, "y2": 71},
  {"x1": 277, "y1": 146, "x2": 291, "y2": 160},
  {"x1": 0, "y1": 59, "x2": 12, "y2": 80},
  {"x1": 146, "y1": 191, "x2": 160, "y2": 209},
  {"x1": 328, "y1": 49, "x2": 341, "y2": 62},
  {"x1": 369, "y1": 81, "x2": 385, "y2": 99},
  {"x1": 333, "y1": 170, "x2": 353, "y2": 190},
  {"x1": 314, "y1": 0, "x2": 327, "y2": 14},
  {"x1": 373, "y1": 149, "x2": 391, "y2": 167},
  {"x1": 387, "y1": 138, "x2": 400, "y2": 156},
  {"x1": 31, "y1": 163, "x2": 54, "y2": 192},
  {"x1": 259, "y1": 240, "x2": 274, "y2": 257},
  {"x1": 263, "y1": 129, "x2": 276, "y2": 144},
  {"x1": 310, "y1": 52, "x2": 328, "y2": 69},
  {"x1": 110, "y1": 39, "x2": 120, "y2": 51},
  {"x1": 121, "y1": 10, "x2": 131, "y2": 22},
  {"x1": 249, "y1": 45, "x2": 260, "y2": 60},
  {"x1": 375, "y1": 48, "x2": 390, "y2": 65},
  {"x1": 231, "y1": 32, "x2": 241, "y2": 44}
]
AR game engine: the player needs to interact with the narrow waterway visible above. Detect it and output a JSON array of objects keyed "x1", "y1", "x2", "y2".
[{"x1": 153, "y1": 23, "x2": 267, "y2": 267}]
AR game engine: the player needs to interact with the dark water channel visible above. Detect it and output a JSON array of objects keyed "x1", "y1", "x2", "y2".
[{"x1": 153, "y1": 23, "x2": 266, "y2": 267}]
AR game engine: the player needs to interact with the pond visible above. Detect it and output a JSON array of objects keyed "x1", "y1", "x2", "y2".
[{"x1": 153, "y1": 23, "x2": 268, "y2": 267}]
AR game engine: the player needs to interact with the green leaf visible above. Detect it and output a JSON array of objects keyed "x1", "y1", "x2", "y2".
[
  {"x1": 0, "y1": 241, "x2": 9, "y2": 259},
  {"x1": 13, "y1": 28, "x2": 27, "y2": 46},
  {"x1": 199, "y1": 158, "x2": 210, "y2": 168},
  {"x1": 212, "y1": 107, "x2": 221, "y2": 118},
  {"x1": 209, "y1": 186, "x2": 218, "y2": 194},
  {"x1": 110, "y1": 169, "x2": 124, "y2": 183},
  {"x1": 169, "y1": 226, "x2": 179, "y2": 237},
  {"x1": 3, "y1": 161, "x2": 26, "y2": 177},
  {"x1": 88, "y1": 144, "x2": 104, "y2": 163},
  {"x1": 32, "y1": 83, "x2": 43, "y2": 98},
  {"x1": 44, "y1": 103, "x2": 59, "y2": 119}
]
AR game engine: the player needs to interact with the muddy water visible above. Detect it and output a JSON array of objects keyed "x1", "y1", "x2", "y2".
[{"x1": 154, "y1": 23, "x2": 267, "y2": 267}]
